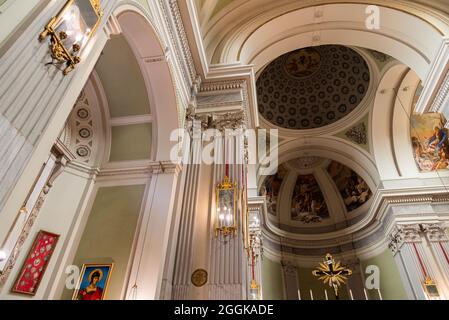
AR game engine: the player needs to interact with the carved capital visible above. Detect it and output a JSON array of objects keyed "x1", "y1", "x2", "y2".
[
  {"x1": 388, "y1": 224, "x2": 421, "y2": 255},
  {"x1": 211, "y1": 111, "x2": 245, "y2": 131},
  {"x1": 422, "y1": 223, "x2": 449, "y2": 242}
]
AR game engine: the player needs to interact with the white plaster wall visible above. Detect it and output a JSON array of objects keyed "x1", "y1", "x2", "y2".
[
  {"x1": 0, "y1": 0, "x2": 43, "y2": 48},
  {"x1": 0, "y1": 168, "x2": 93, "y2": 300}
]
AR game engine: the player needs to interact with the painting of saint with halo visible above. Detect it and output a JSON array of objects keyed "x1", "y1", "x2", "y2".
[{"x1": 73, "y1": 264, "x2": 113, "y2": 300}]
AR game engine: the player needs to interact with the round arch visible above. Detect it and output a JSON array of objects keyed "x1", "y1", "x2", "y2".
[
  {"x1": 113, "y1": 6, "x2": 180, "y2": 161},
  {"x1": 208, "y1": 2, "x2": 449, "y2": 80}
]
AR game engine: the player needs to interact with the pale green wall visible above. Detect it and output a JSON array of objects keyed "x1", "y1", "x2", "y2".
[
  {"x1": 361, "y1": 250, "x2": 408, "y2": 300},
  {"x1": 95, "y1": 35, "x2": 151, "y2": 118},
  {"x1": 62, "y1": 185, "x2": 146, "y2": 300},
  {"x1": 262, "y1": 258, "x2": 284, "y2": 300},
  {"x1": 110, "y1": 123, "x2": 152, "y2": 161}
]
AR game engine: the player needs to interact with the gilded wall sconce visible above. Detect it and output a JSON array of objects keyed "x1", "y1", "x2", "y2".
[{"x1": 39, "y1": 0, "x2": 103, "y2": 75}]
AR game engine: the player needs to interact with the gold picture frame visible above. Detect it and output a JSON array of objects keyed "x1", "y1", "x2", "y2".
[
  {"x1": 39, "y1": 0, "x2": 103, "y2": 75},
  {"x1": 72, "y1": 263, "x2": 113, "y2": 300}
]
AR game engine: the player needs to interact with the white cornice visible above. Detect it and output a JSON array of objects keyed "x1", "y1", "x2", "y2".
[
  {"x1": 255, "y1": 187, "x2": 449, "y2": 259},
  {"x1": 110, "y1": 114, "x2": 153, "y2": 126}
]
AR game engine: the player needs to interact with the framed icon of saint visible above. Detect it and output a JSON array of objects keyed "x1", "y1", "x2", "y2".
[{"x1": 72, "y1": 263, "x2": 113, "y2": 300}]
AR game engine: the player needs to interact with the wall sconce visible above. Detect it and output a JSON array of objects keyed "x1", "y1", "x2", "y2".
[
  {"x1": 215, "y1": 176, "x2": 237, "y2": 238},
  {"x1": 39, "y1": 0, "x2": 103, "y2": 75}
]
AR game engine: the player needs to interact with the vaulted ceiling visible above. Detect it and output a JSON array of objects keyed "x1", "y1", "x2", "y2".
[
  {"x1": 196, "y1": 0, "x2": 449, "y2": 26},
  {"x1": 256, "y1": 45, "x2": 370, "y2": 130}
]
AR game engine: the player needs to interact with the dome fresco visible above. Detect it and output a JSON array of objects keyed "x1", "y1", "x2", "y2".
[
  {"x1": 256, "y1": 45, "x2": 370, "y2": 130},
  {"x1": 291, "y1": 174, "x2": 329, "y2": 223},
  {"x1": 260, "y1": 165, "x2": 287, "y2": 215},
  {"x1": 327, "y1": 161, "x2": 372, "y2": 212},
  {"x1": 259, "y1": 158, "x2": 373, "y2": 228}
]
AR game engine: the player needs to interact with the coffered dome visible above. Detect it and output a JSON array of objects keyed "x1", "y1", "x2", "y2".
[{"x1": 256, "y1": 45, "x2": 370, "y2": 130}]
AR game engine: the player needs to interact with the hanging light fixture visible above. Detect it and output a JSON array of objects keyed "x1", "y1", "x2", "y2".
[
  {"x1": 215, "y1": 175, "x2": 237, "y2": 238},
  {"x1": 39, "y1": 0, "x2": 103, "y2": 75}
]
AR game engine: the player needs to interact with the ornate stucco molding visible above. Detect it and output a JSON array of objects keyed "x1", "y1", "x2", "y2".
[
  {"x1": 157, "y1": 0, "x2": 199, "y2": 100},
  {"x1": 210, "y1": 110, "x2": 246, "y2": 131},
  {"x1": 259, "y1": 189, "x2": 449, "y2": 258},
  {"x1": 422, "y1": 223, "x2": 449, "y2": 242},
  {"x1": 388, "y1": 224, "x2": 421, "y2": 255}
]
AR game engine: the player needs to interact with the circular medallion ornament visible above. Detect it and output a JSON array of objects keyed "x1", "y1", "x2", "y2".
[
  {"x1": 76, "y1": 146, "x2": 91, "y2": 158},
  {"x1": 78, "y1": 127, "x2": 92, "y2": 139},
  {"x1": 76, "y1": 108, "x2": 90, "y2": 120},
  {"x1": 191, "y1": 269, "x2": 208, "y2": 287},
  {"x1": 284, "y1": 47, "x2": 322, "y2": 79}
]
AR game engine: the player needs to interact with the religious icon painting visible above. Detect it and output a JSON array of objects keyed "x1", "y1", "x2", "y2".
[
  {"x1": 72, "y1": 263, "x2": 113, "y2": 300},
  {"x1": 11, "y1": 230, "x2": 60, "y2": 296}
]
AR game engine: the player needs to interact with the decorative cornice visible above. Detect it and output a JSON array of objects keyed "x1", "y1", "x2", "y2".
[
  {"x1": 158, "y1": 0, "x2": 198, "y2": 93},
  {"x1": 256, "y1": 189, "x2": 449, "y2": 258},
  {"x1": 199, "y1": 80, "x2": 246, "y2": 93},
  {"x1": 98, "y1": 161, "x2": 182, "y2": 177}
]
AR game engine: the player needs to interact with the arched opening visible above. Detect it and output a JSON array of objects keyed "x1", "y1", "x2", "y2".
[{"x1": 0, "y1": 5, "x2": 181, "y2": 301}]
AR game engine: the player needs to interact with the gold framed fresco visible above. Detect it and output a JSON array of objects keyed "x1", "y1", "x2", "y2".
[
  {"x1": 72, "y1": 263, "x2": 113, "y2": 300},
  {"x1": 411, "y1": 113, "x2": 449, "y2": 172}
]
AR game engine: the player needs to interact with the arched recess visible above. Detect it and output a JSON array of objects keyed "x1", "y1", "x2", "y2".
[
  {"x1": 54, "y1": 7, "x2": 183, "y2": 300},
  {"x1": 257, "y1": 137, "x2": 379, "y2": 240},
  {"x1": 371, "y1": 64, "x2": 410, "y2": 180},
  {"x1": 60, "y1": 72, "x2": 110, "y2": 168},
  {"x1": 208, "y1": 2, "x2": 449, "y2": 80},
  {"x1": 116, "y1": 9, "x2": 180, "y2": 161},
  {"x1": 0, "y1": 3, "x2": 183, "y2": 301},
  {"x1": 372, "y1": 64, "x2": 449, "y2": 182}
]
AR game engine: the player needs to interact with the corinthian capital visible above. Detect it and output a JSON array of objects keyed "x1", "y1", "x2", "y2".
[
  {"x1": 211, "y1": 111, "x2": 245, "y2": 131},
  {"x1": 388, "y1": 224, "x2": 421, "y2": 254},
  {"x1": 421, "y1": 223, "x2": 449, "y2": 242}
]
